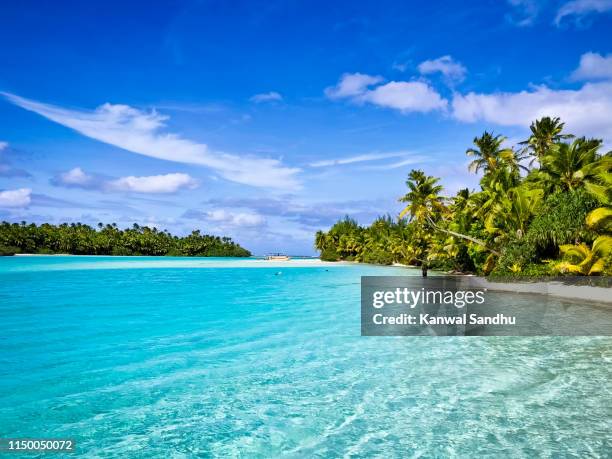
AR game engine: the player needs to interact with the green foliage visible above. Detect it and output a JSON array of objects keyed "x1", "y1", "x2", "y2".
[
  {"x1": 320, "y1": 247, "x2": 340, "y2": 261},
  {"x1": 525, "y1": 189, "x2": 599, "y2": 256},
  {"x1": 0, "y1": 245, "x2": 19, "y2": 256},
  {"x1": 314, "y1": 117, "x2": 610, "y2": 277},
  {"x1": 492, "y1": 241, "x2": 537, "y2": 276},
  {"x1": 361, "y1": 249, "x2": 394, "y2": 265},
  {"x1": 0, "y1": 222, "x2": 251, "y2": 257}
]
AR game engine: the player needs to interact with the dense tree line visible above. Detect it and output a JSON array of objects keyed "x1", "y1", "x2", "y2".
[
  {"x1": 315, "y1": 117, "x2": 612, "y2": 277},
  {"x1": 0, "y1": 222, "x2": 251, "y2": 257}
]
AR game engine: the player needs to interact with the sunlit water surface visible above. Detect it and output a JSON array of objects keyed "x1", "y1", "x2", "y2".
[{"x1": 0, "y1": 256, "x2": 610, "y2": 457}]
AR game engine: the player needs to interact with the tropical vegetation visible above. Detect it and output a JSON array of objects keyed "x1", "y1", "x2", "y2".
[
  {"x1": 0, "y1": 222, "x2": 251, "y2": 257},
  {"x1": 314, "y1": 117, "x2": 612, "y2": 277}
]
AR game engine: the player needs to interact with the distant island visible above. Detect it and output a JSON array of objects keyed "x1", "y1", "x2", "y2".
[
  {"x1": 0, "y1": 222, "x2": 251, "y2": 257},
  {"x1": 315, "y1": 117, "x2": 612, "y2": 277}
]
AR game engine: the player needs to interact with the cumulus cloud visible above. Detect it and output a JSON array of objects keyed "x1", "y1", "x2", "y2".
[
  {"x1": 571, "y1": 52, "x2": 612, "y2": 80},
  {"x1": 0, "y1": 188, "x2": 32, "y2": 208},
  {"x1": 326, "y1": 73, "x2": 447, "y2": 113},
  {"x1": 418, "y1": 55, "x2": 467, "y2": 83},
  {"x1": 57, "y1": 167, "x2": 95, "y2": 186},
  {"x1": 362, "y1": 81, "x2": 448, "y2": 113},
  {"x1": 184, "y1": 208, "x2": 266, "y2": 227},
  {"x1": 2, "y1": 93, "x2": 300, "y2": 189},
  {"x1": 250, "y1": 91, "x2": 283, "y2": 103},
  {"x1": 325, "y1": 73, "x2": 384, "y2": 99},
  {"x1": 108, "y1": 173, "x2": 198, "y2": 193},
  {"x1": 51, "y1": 167, "x2": 199, "y2": 194},
  {"x1": 555, "y1": 0, "x2": 612, "y2": 25},
  {"x1": 452, "y1": 81, "x2": 612, "y2": 143},
  {"x1": 0, "y1": 141, "x2": 7, "y2": 151}
]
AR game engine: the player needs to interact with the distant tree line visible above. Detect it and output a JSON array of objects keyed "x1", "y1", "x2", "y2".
[
  {"x1": 315, "y1": 117, "x2": 611, "y2": 277},
  {"x1": 0, "y1": 222, "x2": 251, "y2": 257}
]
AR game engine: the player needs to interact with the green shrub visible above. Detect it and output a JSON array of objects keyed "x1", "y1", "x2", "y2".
[
  {"x1": 0, "y1": 245, "x2": 19, "y2": 256},
  {"x1": 361, "y1": 249, "x2": 394, "y2": 265},
  {"x1": 492, "y1": 240, "x2": 536, "y2": 275},
  {"x1": 320, "y1": 247, "x2": 340, "y2": 261},
  {"x1": 525, "y1": 189, "x2": 599, "y2": 257}
]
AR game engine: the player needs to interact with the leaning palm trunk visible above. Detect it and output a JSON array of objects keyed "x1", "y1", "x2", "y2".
[{"x1": 425, "y1": 216, "x2": 501, "y2": 256}]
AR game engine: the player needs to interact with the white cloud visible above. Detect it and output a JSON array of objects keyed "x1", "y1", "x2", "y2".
[
  {"x1": 108, "y1": 173, "x2": 199, "y2": 194},
  {"x1": 418, "y1": 55, "x2": 467, "y2": 83},
  {"x1": 2, "y1": 93, "x2": 300, "y2": 190},
  {"x1": 452, "y1": 81, "x2": 612, "y2": 143},
  {"x1": 571, "y1": 52, "x2": 612, "y2": 80},
  {"x1": 506, "y1": 0, "x2": 541, "y2": 26},
  {"x1": 58, "y1": 167, "x2": 94, "y2": 186},
  {"x1": 250, "y1": 91, "x2": 283, "y2": 103},
  {"x1": 325, "y1": 73, "x2": 384, "y2": 99},
  {"x1": 326, "y1": 73, "x2": 447, "y2": 114},
  {"x1": 362, "y1": 81, "x2": 448, "y2": 113},
  {"x1": 555, "y1": 0, "x2": 612, "y2": 25},
  {"x1": 0, "y1": 188, "x2": 31, "y2": 208},
  {"x1": 309, "y1": 151, "x2": 409, "y2": 167},
  {"x1": 366, "y1": 156, "x2": 430, "y2": 170},
  {"x1": 205, "y1": 209, "x2": 266, "y2": 227},
  {"x1": 0, "y1": 141, "x2": 8, "y2": 151}
]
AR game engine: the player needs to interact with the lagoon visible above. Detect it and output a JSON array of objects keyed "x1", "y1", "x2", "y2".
[{"x1": 0, "y1": 256, "x2": 610, "y2": 457}]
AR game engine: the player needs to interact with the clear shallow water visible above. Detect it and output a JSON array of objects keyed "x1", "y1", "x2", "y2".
[{"x1": 0, "y1": 256, "x2": 610, "y2": 457}]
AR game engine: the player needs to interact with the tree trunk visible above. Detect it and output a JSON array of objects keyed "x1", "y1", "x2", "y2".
[
  {"x1": 425, "y1": 216, "x2": 500, "y2": 256},
  {"x1": 421, "y1": 262, "x2": 428, "y2": 277}
]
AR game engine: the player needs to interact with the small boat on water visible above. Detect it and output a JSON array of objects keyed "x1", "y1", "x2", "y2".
[{"x1": 265, "y1": 253, "x2": 291, "y2": 261}]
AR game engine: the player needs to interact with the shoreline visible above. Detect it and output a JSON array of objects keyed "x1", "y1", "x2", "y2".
[
  {"x1": 467, "y1": 276, "x2": 612, "y2": 304},
  {"x1": 7, "y1": 255, "x2": 611, "y2": 303}
]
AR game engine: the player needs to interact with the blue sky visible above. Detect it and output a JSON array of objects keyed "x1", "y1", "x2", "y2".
[{"x1": 1, "y1": 0, "x2": 612, "y2": 254}]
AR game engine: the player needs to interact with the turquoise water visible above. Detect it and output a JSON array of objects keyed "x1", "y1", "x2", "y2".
[{"x1": 0, "y1": 256, "x2": 610, "y2": 457}]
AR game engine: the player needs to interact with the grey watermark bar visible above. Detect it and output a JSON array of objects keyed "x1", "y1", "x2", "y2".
[
  {"x1": 361, "y1": 276, "x2": 612, "y2": 336},
  {"x1": 0, "y1": 438, "x2": 76, "y2": 453}
]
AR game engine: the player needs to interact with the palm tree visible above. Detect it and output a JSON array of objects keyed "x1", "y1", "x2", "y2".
[
  {"x1": 521, "y1": 116, "x2": 574, "y2": 161},
  {"x1": 314, "y1": 230, "x2": 328, "y2": 252},
  {"x1": 537, "y1": 138, "x2": 602, "y2": 192},
  {"x1": 484, "y1": 186, "x2": 543, "y2": 241},
  {"x1": 466, "y1": 132, "x2": 515, "y2": 174},
  {"x1": 399, "y1": 170, "x2": 445, "y2": 221},
  {"x1": 553, "y1": 235, "x2": 612, "y2": 275}
]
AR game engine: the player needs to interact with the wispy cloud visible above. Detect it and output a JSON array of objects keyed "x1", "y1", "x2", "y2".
[
  {"x1": 418, "y1": 55, "x2": 467, "y2": 84},
  {"x1": 555, "y1": 0, "x2": 612, "y2": 25},
  {"x1": 326, "y1": 73, "x2": 447, "y2": 113},
  {"x1": 571, "y1": 51, "x2": 612, "y2": 80},
  {"x1": 0, "y1": 188, "x2": 31, "y2": 208},
  {"x1": 325, "y1": 73, "x2": 384, "y2": 99},
  {"x1": 308, "y1": 151, "x2": 411, "y2": 167},
  {"x1": 506, "y1": 0, "x2": 541, "y2": 26},
  {"x1": 2, "y1": 92, "x2": 300, "y2": 190},
  {"x1": 365, "y1": 156, "x2": 429, "y2": 170},
  {"x1": 250, "y1": 91, "x2": 283, "y2": 103},
  {"x1": 200, "y1": 195, "x2": 400, "y2": 228},
  {"x1": 0, "y1": 142, "x2": 31, "y2": 177}
]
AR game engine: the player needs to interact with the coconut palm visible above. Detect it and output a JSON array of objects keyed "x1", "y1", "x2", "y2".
[
  {"x1": 520, "y1": 116, "x2": 574, "y2": 161},
  {"x1": 537, "y1": 138, "x2": 602, "y2": 192},
  {"x1": 553, "y1": 235, "x2": 612, "y2": 275},
  {"x1": 399, "y1": 170, "x2": 445, "y2": 221},
  {"x1": 466, "y1": 132, "x2": 515, "y2": 174}
]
